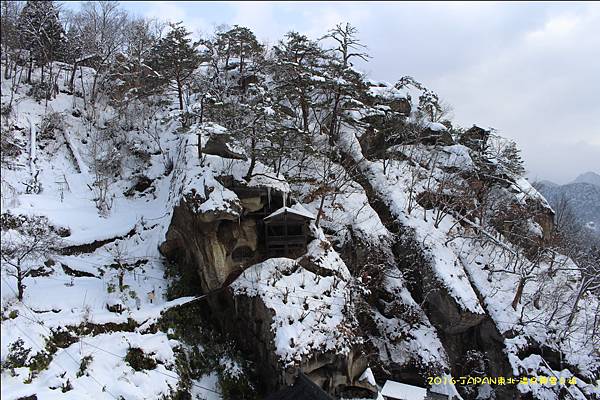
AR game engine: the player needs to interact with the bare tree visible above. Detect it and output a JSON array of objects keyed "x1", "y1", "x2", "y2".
[
  {"x1": 1, "y1": 215, "x2": 62, "y2": 301},
  {"x1": 106, "y1": 241, "x2": 132, "y2": 292},
  {"x1": 73, "y1": 1, "x2": 128, "y2": 103},
  {"x1": 85, "y1": 119, "x2": 123, "y2": 215},
  {"x1": 1, "y1": 0, "x2": 24, "y2": 80},
  {"x1": 321, "y1": 23, "x2": 369, "y2": 145},
  {"x1": 304, "y1": 151, "x2": 358, "y2": 228}
]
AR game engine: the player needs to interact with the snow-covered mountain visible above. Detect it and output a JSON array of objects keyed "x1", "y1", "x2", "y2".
[
  {"x1": 573, "y1": 171, "x2": 600, "y2": 187},
  {"x1": 1, "y1": 4, "x2": 599, "y2": 400},
  {"x1": 535, "y1": 175, "x2": 600, "y2": 238}
]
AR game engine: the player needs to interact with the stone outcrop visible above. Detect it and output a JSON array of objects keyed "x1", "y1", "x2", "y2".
[
  {"x1": 160, "y1": 193, "x2": 261, "y2": 292},
  {"x1": 388, "y1": 97, "x2": 411, "y2": 115},
  {"x1": 160, "y1": 179, "x2": 374, "y2": 397},
  {"x1": 459, "y1": 126, "x2": 489, "y2": 152},
  {"x1": 202, "y1": 134, "x2": 247, "y2": 160},
  {"x1": 334, "y1": 145, "x2": 517, "y2": 400},
  {"x1": 206, "y1": 289, "x2": 373, "y2": 396},
  {"x1": 419, "y1": 127, "x2": 454, "y2": 146}
]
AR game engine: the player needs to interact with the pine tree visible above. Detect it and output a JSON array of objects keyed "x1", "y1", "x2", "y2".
[
  {"x1": 213, "y1": 25, "x2": 264, "y2": 96},
  {"x1": 18, "y1": 0, "x2": 64, "y2": 83},
  {"x1": 501, "y1": 141, "x2": 526, "y2": 176},
  {"x1": 1, "y1": 0, "x2": 23, "y2": 80},
  {"x1": 227, "y1": 26, "x2": 263, "y2": 77},
  {"x1": 418, "y1": 89, "x2": 442, "y2": 122},
  {"x1": 148, "y1": 22, "x2": 202, "y2": 110},
  {"x1": 272, "y1": 32, "x2": 325, "y2": 133}
]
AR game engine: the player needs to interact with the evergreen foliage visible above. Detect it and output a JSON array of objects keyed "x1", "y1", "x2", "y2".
[{"x1": 148, "y1": 22, "x2": 202, "y2": 110}]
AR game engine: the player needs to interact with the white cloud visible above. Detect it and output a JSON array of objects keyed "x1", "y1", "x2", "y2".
[{"x1": 527, "y1": 14, "x2": 580, "y2": 40}]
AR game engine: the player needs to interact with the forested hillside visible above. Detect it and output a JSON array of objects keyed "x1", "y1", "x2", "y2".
[
  {"x1": 1, "y1": 2, "x2": 599, "y2": 400},
  {"x1": 535, "y1": 174, "x2": 600, "y2": 242}
]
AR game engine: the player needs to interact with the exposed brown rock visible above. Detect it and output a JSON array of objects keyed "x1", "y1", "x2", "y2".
[
  {"x1": 459, "y1": 126, "x2": 489, "y2": 151},
  {"x1": 203, "y1": 135, "x2": 247, "y2": 160}
]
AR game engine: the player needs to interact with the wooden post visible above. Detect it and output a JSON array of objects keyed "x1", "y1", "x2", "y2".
[
  {"x1": 284, "y1": 210, "x2": 288, "y2": 257},
  {"x1": 265, "y1": 221, "x2": 269, "y2": 257}
]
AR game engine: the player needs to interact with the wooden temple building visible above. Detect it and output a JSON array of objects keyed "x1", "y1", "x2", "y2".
[{"x1": 263, "y1": 205, "x2": 315, "y2": 258}]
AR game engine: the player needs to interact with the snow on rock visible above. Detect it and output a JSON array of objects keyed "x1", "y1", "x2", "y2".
[
  {"x1": 247, "y1": 172, "x2": 290, "y2": 194},
  {"x1": 169, "y1": 134, "x2": 241, "y2": 219},
  {"x1": 231, "y1": 252, "x2": 359, "y2": 367},
  {"x1": 367, "y1": 82, "x2": 408, "y2": 101},
  {"x1": 424, "y1": 121, "x2": 447, "y2": 132}
]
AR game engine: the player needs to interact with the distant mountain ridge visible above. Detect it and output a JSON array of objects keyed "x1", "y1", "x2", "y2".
[
  {"x1": 535, "y1": 171, "x2": 600, "y2": 236},
  {"x1": 572, "y1": 171, "x2": 600, "y2": 187}
]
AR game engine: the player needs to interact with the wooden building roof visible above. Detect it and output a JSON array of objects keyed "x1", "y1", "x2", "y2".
[{"x1": 264, "y1": 205, "x2": 316, "y2": 222}]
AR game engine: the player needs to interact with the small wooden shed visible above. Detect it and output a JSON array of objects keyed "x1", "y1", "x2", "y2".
[{"x1": 263, "y1": 205, "x2": 315, "y2": 258}]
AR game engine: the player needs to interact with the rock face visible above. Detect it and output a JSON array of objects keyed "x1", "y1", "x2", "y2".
[
  {"x1": 161, "y1": 181, "x2": 374, "y2": 397},
  {"x1": 160, "y1": 192, "x2": 262, "y2": 292},
  {"x1": 459, "y1": 126, "x2": 489, "y2": 152},
  {"x1": 203, "y1": 134, "x2": 247, "y2": 160},
  {"x1": 419, "y1": 127, "x2": 454, "y2": 146},
  {"x1": 528, "y1": 199, "x2": 555, "y2": 241},
  {"x1": 388, "y1": 97, "x2": 411, "y2": 115},
  {"x1": 333, "y1": 143, "x2": 518, "y2": 399},
  {"x1": 224, "y1": 275, "x2": 372, "y2": 396}
]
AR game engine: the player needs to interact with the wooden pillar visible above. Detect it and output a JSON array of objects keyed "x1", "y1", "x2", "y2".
[
  {"x1": 265, "y1": 222, "x2": 269, "y2": 256},
  {"x1": 284, "y1": 211, "x2": 288, "y2": 256}
]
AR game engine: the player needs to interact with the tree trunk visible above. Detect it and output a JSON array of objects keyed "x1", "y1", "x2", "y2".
[
  {"x1": 17, "y1": 266, "x2": 24, "y2": 301},
  {"x1": 315, "y1": 192, "x2": 327, "y2": 228},
  {"x1": 118, "y1": 270, "x2": 124, "y2": 292},
  {"x1": 301, "y1": 97, "x2": 309, "y2": 132},
  {"x1": 566, "y1": 281, "x2": 586, "y2": 327},
  {"x1": 512, "y1": 277, "x2": 526, "y2": 310},
  {"x1": 27, "y1": 57, "x2": 33, "y2": 83},
  {"x1": 91, "y1": 72, "x2": 98, "y2": 104},
  {"x1": 245, "y1": 133, "x2": 256, "y2": 180},
  {"x1": 177, "y1": 79, "x2": 184, "y2": 110},
  {"x1": 197, "y1": 132, "x2": 202, "y2": 159},
  {"x1": 328, "y1": 90, "x2": 341, "y2": 146},
  {"x1": 3, "y1": 57, "x2": 11, "y2": 79},
  {"x1": 69, "y1": 62, "x2": 78, "y2": 92},
  {"x1": 79, "y1": 66, "x2": 87, "y2": 110},
  {"x1": 239, "y1": 44, "x2": 244, "y2": 75},
  {"x1": 199, "y1": 96, "x2": 204, "y2": 124}
]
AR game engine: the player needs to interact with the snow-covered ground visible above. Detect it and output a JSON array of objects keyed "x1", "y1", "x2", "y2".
[
  {"x1": 1, "y1": 64, "x2": 226, "y2": 400},
  {"x1": 2, "y1": 56, "x2": 598, "y2": 400}
]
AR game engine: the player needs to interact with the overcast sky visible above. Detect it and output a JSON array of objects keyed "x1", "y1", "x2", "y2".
[{"x1": 66, "y1": 1, "x2": 599, "y2": 184}]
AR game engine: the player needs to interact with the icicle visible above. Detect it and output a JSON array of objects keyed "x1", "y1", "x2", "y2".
[
  {"x1": 283, "y1": 190, "x2": 287, "y2": 208},
  {"x1": 267, "y1": 186, "x2": 271, "y2": 209}
]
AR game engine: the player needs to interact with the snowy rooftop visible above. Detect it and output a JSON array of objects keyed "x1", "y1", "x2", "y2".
[
  {"x1": 264, "y1": 205, "x2": 316, "y2": 221},
  {"x1": 381, "y1": 380, "x2": 427, "y2": 400}
]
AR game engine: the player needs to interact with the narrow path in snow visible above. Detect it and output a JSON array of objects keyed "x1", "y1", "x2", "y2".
[
  {"x1": 63, "y1": 129, "x2": 89, "y2": 177},
  {"x1": 29, "y1": 121, "x2": 36, "y2": 176}
]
